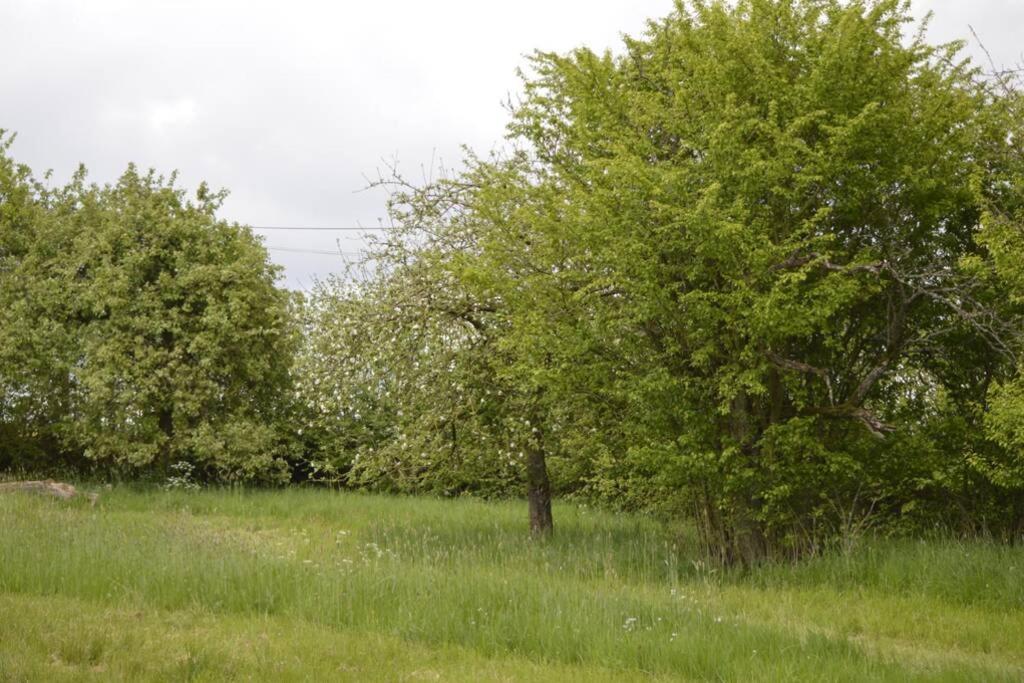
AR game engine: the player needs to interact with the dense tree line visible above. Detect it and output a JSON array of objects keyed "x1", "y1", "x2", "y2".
[
  {"x1": 3, "y1": 0, "x2": 1024, "y2": 563},
  {"x1": 301, "y1": 0, "x2": 1024, "y2": 560}
]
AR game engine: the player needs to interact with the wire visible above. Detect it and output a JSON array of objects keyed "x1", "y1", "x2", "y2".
[
  {"x1": 251, "y1": 225, "x2": 395, "y2": 232},
  {"x1": 266, "y1": 246, "x2": 367, "y2": 256}
]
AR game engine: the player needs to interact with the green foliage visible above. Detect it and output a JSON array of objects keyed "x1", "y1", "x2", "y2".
[
  {"x1": 0, "y1": 135, "x2": 297, "y2": 482},
  {"x1": 974, "y1": 86, "x2": 1024, "y2": 500},
  {"x1": 294, "y1": 266, "x2": 526, "y2": 496},
  {"x1": 298, "y1": 1, "x2": 1024, "y2": 558},
  {"x1": 5, "y1": 0, "x2": 1024, "y2": 555}
]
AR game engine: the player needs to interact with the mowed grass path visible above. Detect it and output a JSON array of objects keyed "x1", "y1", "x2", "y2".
[{"x1": 0, "y1": 488, "x2": 1022, "y2": 681}]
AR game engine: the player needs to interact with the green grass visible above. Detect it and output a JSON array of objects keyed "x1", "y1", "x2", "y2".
[{"x1": 0, "y1": 487, "x2": 1021, "y2": 681}]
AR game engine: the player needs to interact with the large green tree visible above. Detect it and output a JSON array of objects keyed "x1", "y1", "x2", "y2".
[
  {"x1": 361, "y1": 0, "x2": 1024, "y2": 558},
  {"x1": 0, "y1": 141, "x2": 298, "y2": 481}
]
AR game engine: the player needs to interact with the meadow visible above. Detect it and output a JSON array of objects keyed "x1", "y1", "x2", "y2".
[{"x1": 0, "y1": 486, "x2": 1022, "y2": 681}]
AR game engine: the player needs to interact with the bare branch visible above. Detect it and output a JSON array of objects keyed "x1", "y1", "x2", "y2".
[{"x1": 767, "y1": 351, "x2": 835, "y2": 405}]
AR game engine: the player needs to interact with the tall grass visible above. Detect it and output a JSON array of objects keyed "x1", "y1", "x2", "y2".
[{"x1": 1, "y1": 487, "x2": 1021, "y2": 681}]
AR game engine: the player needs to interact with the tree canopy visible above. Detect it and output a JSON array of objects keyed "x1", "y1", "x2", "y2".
[
  {"x1": 303, "y1": 0, "x2": 1024, "y2": 558},
  {"x1": 3, "y1": 0, "x2": 1024, "y2": 562},
  {"x1": 0, "y1": 133, "x2": 298, "y2": 482}
]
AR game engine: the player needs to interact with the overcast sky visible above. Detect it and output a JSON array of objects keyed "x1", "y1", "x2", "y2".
[{"x1": 2, "y1": 1, "x2": 1021, "y2": 289}]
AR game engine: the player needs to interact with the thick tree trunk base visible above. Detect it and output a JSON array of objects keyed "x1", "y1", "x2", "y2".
[
  {"x1": 528, "y1": 486, "x2": 554, "y2": 538},
  {"x1": 526, "y1": 441, "x2": 554, "y2": 538}
]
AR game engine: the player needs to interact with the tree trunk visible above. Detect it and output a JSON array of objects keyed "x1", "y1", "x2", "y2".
[
  {"x1": 525, "y1": 441, "x2": 553, "y2": 538},
  {"x1": 728, "y1": 390, "x2": 769, "y2": 566}
]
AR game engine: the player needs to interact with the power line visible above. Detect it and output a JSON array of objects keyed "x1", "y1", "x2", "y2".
[
  {"x1": 251, "y1": 225, "x2": 395, "y2": 232},
  {"x1": 266, "y1": 246, "x2": 367, "y2": 256}
]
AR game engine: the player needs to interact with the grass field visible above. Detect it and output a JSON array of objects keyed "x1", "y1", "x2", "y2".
[{"x1": 0, "y1": 487, "x2": 1022, "y2": 681}]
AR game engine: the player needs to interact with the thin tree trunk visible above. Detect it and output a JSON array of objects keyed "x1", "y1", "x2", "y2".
[{"x1": 525, "y1": 441, "x2": 553, "y2": 537}]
